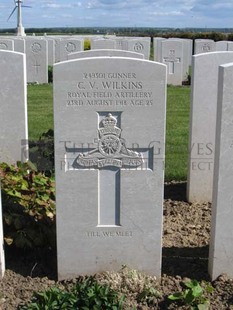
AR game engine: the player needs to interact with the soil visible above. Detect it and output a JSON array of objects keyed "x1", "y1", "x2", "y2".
[{"x1": 1, "y1": 181, "x2": 233, "y2": 309}]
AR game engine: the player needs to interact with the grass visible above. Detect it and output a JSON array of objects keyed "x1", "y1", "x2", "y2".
[
  {"x1": 27, "y1": 84, "x2": 53, "y2": 140},
  {"x1": 165, "y1": 85, "x2": 190, "y2": 181},
  {"x1": 27, "y1": 84, "x2": 190, "y2": 181}
]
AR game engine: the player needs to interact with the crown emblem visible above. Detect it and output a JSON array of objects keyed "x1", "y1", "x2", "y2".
[
  {"x1": 99, "y1": 114, "x2": 121, "y2": 138},
  {"x1": 102, "y1": 113, "x2": 117, "y2": 127}
]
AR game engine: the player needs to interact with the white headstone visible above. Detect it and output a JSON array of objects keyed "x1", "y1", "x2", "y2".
[
  {"x1": 209, "y1": 62, "x2": 233, "y2": 280},
  {"x1": 194, "y1": 39, "x2": 216, "y2": 54},
  {"x1": 216, "y1": 41, "x2": 228, "y2": 51},
  {"x1": 180, "y1": 38, "x2": 193, "y2": 78},
  {"x1": 185, "y1": 38, "x2": 193, "y2": 66},
  {"x1": 68, "y1": 49, "x2": 144, "y2": 60},
  {"x1": 25, "y1": 39, "x2": 48, "y2": 83},
  {"x1": 54, "y1": 57, "x2": 166, "y2": 280},
  {"x1": 187, "y1": 52, "x2": 233, "y2": 202},
  {"x1": 154, "y1": 38, "x2": 192, "y2": 75},
  {"x1": 60, "y1": 39, "x2": 84, "y2": 61},
  {"x1": 227, "y1": 42, "x2": 233, "y2": 51},
  {"x1": 115, "y1": 38, "x2": 129, "y2": 50},
  {"x1": 47, "y1": 39, "x2": 55, "y2": 65},
  {"x1": 0, "y1": 51, "x2": 28, "y2": 163},
  {"x1": 0, "y1": 39, "x2": 14, "y2": 51},
  {"x1": 161, "y1": 40, "x2": 183, "y2": 85},
  {"x1": 0, "y1": 184, "x2": 5, "y2": 278},
  {"x1": 12, "y1": 38, "x2": 25, "y2": 53},
  {"x1": 91, "y1": 39, "x2": 116, "y2": 50},
  {"x1": 54, "y1": 38, "x2": 62, "y2": 63},
  {"x1": 163, "y1": 38, "x2": 192, "y2": 82},
  {"x1": 127, "y1": 39, "x2": 150, "y2": 60},
  {"x1": 153, "y1": 37, "x2": 166, "y2": 62}
]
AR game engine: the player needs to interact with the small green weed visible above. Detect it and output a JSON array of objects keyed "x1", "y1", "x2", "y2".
[
  {"x1": 21, "y1": 277, "x2": 125, "y2": 309},
  {"x1": 168, "y1": 279, "x2": 214, "y2": 310},
  {"x1": 136, "y1": 286, "x2": 160, "y2": 306}
]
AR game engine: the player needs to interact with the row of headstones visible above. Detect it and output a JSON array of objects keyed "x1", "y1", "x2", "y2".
[
  {"x1": 1, "y1": 36, "x2": 233, "y2": 86},
  {"x1": 0, "y1": 36, "x2": 150, "y2": 84},
  {"x1": 1, "y1": 49, "x2": 233, "y2": 281},
  {"x1": 153, "y1": 38, "x2": 233, "y2": 85},
  {"x1": 0, "y1": 35, "x2": 151, "y2": 60}
]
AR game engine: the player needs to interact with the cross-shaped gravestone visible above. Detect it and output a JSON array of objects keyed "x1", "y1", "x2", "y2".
[
  {"x1": 65, "y1": 112, "x2": 153, "y2": 227},
  {"x1": 163, "y1": 51, "x2": 180, "y2": 74}
]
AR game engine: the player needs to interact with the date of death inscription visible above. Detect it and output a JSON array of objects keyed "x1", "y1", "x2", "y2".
[{"x1": 66, "y1": 72, "x2": 154, "y2": 107}]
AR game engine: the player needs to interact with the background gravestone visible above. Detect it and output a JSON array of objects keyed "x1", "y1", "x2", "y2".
[
  {"x1": 0, "y1": 50, "x2": 28, "y2": 164},
  {"x1": 194, "y1": 39, "x2": 216, "y2": 54},
  {"x1": 216, "y1": 41, "x2": 229, "y2": 51},
  {"x1": 91, "y1": 39, "x2": 116, "y2": 50},
  {"x1": 209, "y1": 62, "x2": 233, "y2": 280},
  {"x1": 187, "y1": 52, "x2": 233, "y2": 202},
  {"x1": 59, "y1": 39, "x2": 84, "y2": 61},
  {"x1": 154, "y1": 38, "x2": 192, "y2": 82},
  {"x1": 153, "y1": 37, "x2": 165, "y2": 62},
  {"x1": 12, "y1": 38, "x2": 25, "y2": 53},
  {"x1": 54, "y1": 57, "x2": 166, "y2": 280},
  {"x1": 25, "y1": 39, "x2": 48, "y2": 83},
  {"x1": 53, "y1": 37, "x2": 62, "y2": 63},
  {"x1": 46, "y1": 39, "x2": 55, "y2": 65},
  {"x1": 0, "y1": 39, "x2": 14, "y2": 51},
  {"x1": 227, "y1": 42, "x2": 233, "y2": 51},
  {"x1": 68, "y1": 49, "x2": 144, "y2": 60},
  {"x1": 127, "y1": 39, "x2": 150, "y2": 60},
  {"x1": 115, "y1": 38, "x2": 130, "y2": 50},
  {"x1": 161, "y1": 40, "x2": 183, "y2": 85}
]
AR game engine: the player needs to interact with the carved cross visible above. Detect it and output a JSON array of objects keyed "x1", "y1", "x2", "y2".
[
  {"x1": 163, "y1": 50, "x2": 180, "y2": 74},
  {"x1": 64, "y1": 112, "x2": 153, "y2": 227},
  {"x1": 33, "y1": 61, "x2": 40, "y2": 74}
]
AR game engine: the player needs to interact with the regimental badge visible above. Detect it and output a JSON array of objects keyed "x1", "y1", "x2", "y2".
[{"x1": 72, "y1": 113, "x2": 143, "y2": 169}]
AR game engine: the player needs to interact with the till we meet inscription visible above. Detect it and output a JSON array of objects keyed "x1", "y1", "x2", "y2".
[{"x1": 54, "y1": 57, "x2": 166, "y2": 280}]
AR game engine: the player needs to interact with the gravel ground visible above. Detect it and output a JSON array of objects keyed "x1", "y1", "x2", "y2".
[{"x1": 0, "y1": 181, "x2": 233, "y2": 309}]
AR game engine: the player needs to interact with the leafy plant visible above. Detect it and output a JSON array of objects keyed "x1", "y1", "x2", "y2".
[
  {"x1": 21, "y1": 277, "x2": 125, "y2": 309},
  {"x1": 168, "y1": 279, "x2": 214, "y2": 310},
  {"x1": 136, "y1": 286, "x2": 160, "y2": 306},
  {"x1": 0, "y1": 162, "x2": 56, "y2": 249},
  {"x1": 29, "y1": 129, "x2": 54, "y2": 175}
]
